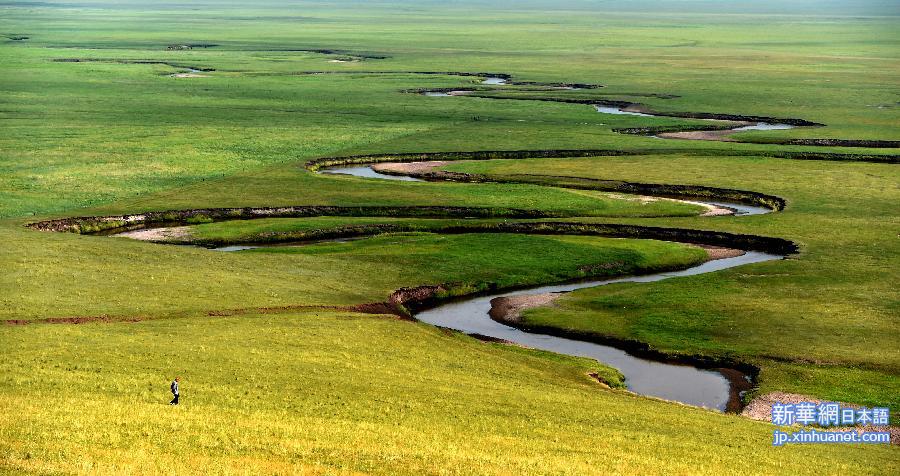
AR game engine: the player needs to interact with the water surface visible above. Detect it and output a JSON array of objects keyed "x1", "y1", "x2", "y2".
[
  {"x1": 320, "y1": 165, "x2": 424, "y2": 182},
  {"x1": 417, "y1": 251, "x2": 782, "y2": 410},
  {"x1": 732, "y1": 122, "x2": 794, "y2": 131},
  {"x1": 319, "y1": 164, "x2": 771, "y2": 216},
  {"x1": 702, "y1": 201, "x2": 769, "y2": 216},
  {"x1": 594, "y1": 105, "x2": 655, "y2": 117}
]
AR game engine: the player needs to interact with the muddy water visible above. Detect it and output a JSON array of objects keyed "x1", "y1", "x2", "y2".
[
  {"x1": 213, "y1": 245, "x2": 260, "y2": 252},
  {"x1": 701, "y1": 201, "x2": 769, "y2": 216},
  {"x1": 204, "y1": 217, "x2": 776, "y2": 411},
  {"x1": 417, "y1": 251, "x2": 782, "y2": 411},
  {"x1": 594, "y1": 105, "x2": 655, "y2": 117},
  {"x1": 732, "y1": 122, "x2": 794, "y2": 131},
  {"x1": 593, "y1": 105, "x2": 796, "y2": 136},
  {"x1": 204, "y1": 224, "x2": 778, "y2": 411},
  {"x1": 320, "y1": 165, "x2": 424, "y2": 182}
]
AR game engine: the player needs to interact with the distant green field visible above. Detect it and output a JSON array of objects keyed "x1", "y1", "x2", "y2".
[
  {"x1": 2, "y1": 0, "x2": 898, "y2": 218},
  {"x1": 1, "y1": 0, "x2": 898, "y2": 474}
]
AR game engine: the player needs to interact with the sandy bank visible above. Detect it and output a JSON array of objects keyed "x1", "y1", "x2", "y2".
[
  {"x1": 115, "y1": 226, "x2": 191, "y2": 241},
  {"x1": 488, "y1": 292, "x2": 562, "y2": 324},
  {"x1": 371, "y1": 161, "x2": 448, "y2": 175},
  {"x1": 695, "y1": 245, "x2": 746, "y2": 260},
  {"x1": 657, "y1": 129, "x2": 739, "y2": 141}
]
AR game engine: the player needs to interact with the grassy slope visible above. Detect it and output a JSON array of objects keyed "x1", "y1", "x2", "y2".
[{"x1": 1, "y1": 313, "x2": 896, "y2": 475}]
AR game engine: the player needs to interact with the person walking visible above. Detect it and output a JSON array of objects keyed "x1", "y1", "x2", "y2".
[{"x1": 170, "y1": 377, "x2": 180, "y2": 405}]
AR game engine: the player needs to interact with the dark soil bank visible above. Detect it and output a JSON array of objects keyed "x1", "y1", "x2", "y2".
[{"x1": 307, "y1": 149, "x2": 899, "y2": 168}]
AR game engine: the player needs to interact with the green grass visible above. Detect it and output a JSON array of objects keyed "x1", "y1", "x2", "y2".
[
  {"x1": 1, "y1": 313, "x2": 895, "y2": 475},
  {"x1": 442, "y1": 155, "x2": 900, "y2": 412},
  {"x1": 2, "y1": 2, "x2": 898, "y2": 218},
  {"x1": 183, "y1": 215, "x2": 712, "y2": 244},
  {"x1": 0, "y1": 229, "x2": 706, "y2": 321},
  {"x1": 1, "y1": 0, "x2": 898, "y2": 473},
  {"x1": 247, "y1": 232, "x2": 709, "y2": 296}
]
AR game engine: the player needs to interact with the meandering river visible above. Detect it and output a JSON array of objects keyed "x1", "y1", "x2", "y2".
[
  {"x1": 312, "y1": 163, "x2": 779, "y2": 411},
  {"x1": 418, "y1": 251, "x2": 780, "y2": 411}
]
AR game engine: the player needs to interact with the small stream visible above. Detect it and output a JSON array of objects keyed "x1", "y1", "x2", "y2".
[
  {"x1": 419, "y1": 92, "x2": 795, "y2": 138},
  {"x1": 309, "y1": 162, "x2": 779, "y2": 410},
  {"x1": 732, "y1": 122, "x2": 795, "y2": 131},
  {"x1": 204, "y1": 215, "x2": 778, "y2": 409},
  {"x1": 594, "y1": 105, "x2": 656, "y2": 117},
  {"x1": 422, "y1": 76, "x2": 506, "y2": 95},
  {"x1": 318, "y1": 164, "x2": 771, "y2": 216},
  {"x1": 320, "y1": 165, "x2": 424, "y2": 181},
  {"x1": 700, "y1": 201, "x2": 768, "y2": 216},
  {"x1": 593, "y1": 105, "x2": 795, "y2": 133},
  {"x1": 417, "y1": 251, "x2": 781, "y2": 411},
  {"x1": 112, "y1": 162, "x2": 779, "y2": 411},
  {"x1": 424, "y1": 91, "x2": 472, "y2": 97}
]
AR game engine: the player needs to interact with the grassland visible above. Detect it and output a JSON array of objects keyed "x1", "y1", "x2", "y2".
[
  {"x1": 2, "y1": 1, "x2": 899, "y2": 218},
  {"x1": 0, "y1": 230, "x2": 708, "y2": 321},
  {"x1": 5, "y1": 313, "x2": 896, "y2": 475},
  {"x1": 1, "y1": 0, "x2": 898, "y2": 474},
  {"x1": 442, "y1": 155, "x2": 900, "y2": 411}
]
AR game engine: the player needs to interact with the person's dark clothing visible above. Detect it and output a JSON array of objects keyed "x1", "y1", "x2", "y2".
[{"x1": 170, "y1": 379, "x2": 180, "y2": 405}]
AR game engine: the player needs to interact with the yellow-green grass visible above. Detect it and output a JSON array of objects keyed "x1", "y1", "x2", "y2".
[{"x1": 1, "y1": 313, "x2": 895, "y2": 475}]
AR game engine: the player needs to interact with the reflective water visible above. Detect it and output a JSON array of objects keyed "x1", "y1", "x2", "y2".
[
  {"x1": 319, "y1": 165, "x2": 773, "y2": 217},
  {"x1": 594, "y1": 104, "x2": 795, "y2": 135},
  {"x1": 594, "y1": 105, "x2": 655, "y2": 117},
  {"x1": 732, "y1": 122, "x2": 794, "y2": 131},
  {"x1": 320, "y1": 165, "x2": 424, "y2": 182},
  {"x1": 417, "y1": 251, "x2": 782, "y2": 410},
  {"x1": 701, "y1": 201, "x2": 770, "y2": 216},
  {"x1": 314, "y1": 162, "x2": 780, "y2": 409},
  {"x1": 212, "y1": 245, "x2": 260, "y2": 252}
]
